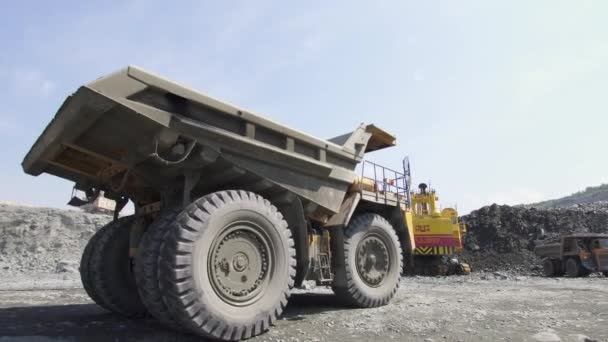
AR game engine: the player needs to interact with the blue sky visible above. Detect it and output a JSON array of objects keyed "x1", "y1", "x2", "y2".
[{"x1": 1, "y1": 1, "x2": 607, "y2": 213}]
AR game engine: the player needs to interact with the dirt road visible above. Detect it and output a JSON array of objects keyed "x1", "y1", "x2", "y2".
[{"x1": 0, "y1": 274, "x2": 606, "y2": 342}]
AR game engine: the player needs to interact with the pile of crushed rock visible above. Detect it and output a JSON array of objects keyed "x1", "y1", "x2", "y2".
[
  {"x1": 2, "y1": 201, "x2": 607, "y2": 277},
  {"x1": 461, "y1": 202, "x2": 608, "y2": 273},
  {"x1": 0, "y1": 204, "x2": 111, "y2": 275}
]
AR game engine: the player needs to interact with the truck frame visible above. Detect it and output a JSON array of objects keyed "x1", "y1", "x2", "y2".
[{"x1": 23, "y1": 66, "x2": 417, "y2": 341}]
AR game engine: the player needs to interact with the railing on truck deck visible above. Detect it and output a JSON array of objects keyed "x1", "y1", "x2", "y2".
[{"x1": 359, "y1": 158, "x2": 411, "y2": 208}]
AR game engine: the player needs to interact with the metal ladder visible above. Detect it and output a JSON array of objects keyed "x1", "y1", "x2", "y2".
[{"x1": 317, "y1": 253, "x2": 333, "y2": 283}]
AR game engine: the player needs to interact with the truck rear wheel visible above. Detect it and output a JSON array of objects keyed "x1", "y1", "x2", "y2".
[
  {"x1": 333, "y1": 213, "x2": 402, "y2": 307},
  {"x1": 89, "y1": 216, "x2": 148, "y2": 317},
  {"x1": 552, "y1": 259, "x2": 565, "y2": 276},
  {"x1": 160, "y1": 191, "x2": 296, "y2": 340},
  {"x1": 565, "y1": 257, "x2": 583, "y2": 277},
  {"x1": 133, "y1": 207, "x2": 182, "y2": 329},
  {"x1": 80, "y1": 222, "x2": 113, "y2": 310},
  {"x1": 542, "y1": 259, "x2": 555, "y2": 277}
]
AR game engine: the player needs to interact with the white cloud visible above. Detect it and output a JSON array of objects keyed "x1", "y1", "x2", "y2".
[{"x1": 13, "y1": 68, "x2": 55, "y2": 97}]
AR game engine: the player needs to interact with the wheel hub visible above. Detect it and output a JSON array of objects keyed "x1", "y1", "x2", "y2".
[
  {"x1": 209, "y1": 227, "x2": 270, "y2": 305},
  {"x1": 232, "y1": 252, "x2": 249, "y2": 272},
  {"x1": 356, "y1": 235, "x2": 390, "y2": 287}
]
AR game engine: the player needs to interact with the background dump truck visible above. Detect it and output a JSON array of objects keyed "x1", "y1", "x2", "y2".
[
  {"x1": 535, "y1": 234, "x2": 608, "y2": 277},
  {"x1": 22, "y1": 66, "x2": 421, "y2": 341},
  {"x1": 410, "y1": 183, "x2": 470, "y2": 275}
]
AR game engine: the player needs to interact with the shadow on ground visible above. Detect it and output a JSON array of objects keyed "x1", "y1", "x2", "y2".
[{"x1": 0, "y1": 292, "x2": 347, "y2": 341}]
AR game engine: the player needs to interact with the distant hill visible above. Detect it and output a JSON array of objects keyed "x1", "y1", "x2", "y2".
[{"x1": 530, "y1": 183, "x2": 608, "y2": 208}]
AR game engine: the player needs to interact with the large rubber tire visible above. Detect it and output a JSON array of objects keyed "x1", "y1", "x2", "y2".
[
  {"x1": 80, "y1": 223, "x2": 113, "y2": 310},
  {"x1": 603, "y1": 272, "x2": 608, "y2": 277},
  {"x1": 160, "y1": 191, "x2": 296, "y2": 341},
  {"x1": 542, "y1": 259, "x2": 555, "y2": 277},
  {"x1": 133, "y1": 207, "x2": 183, "y2": 329},
  {"x1": 90, "y1": 216, "x2": 148, "y2": 317},
  {"x1": 333, "y1": 213, "x2": 402, "y2": 308},
  {"x1": 565, "y1": 257, "x2": 582, "y2": 278},
  {"x1": 553, "y1": 259, "x2": 565, "y2": 276}
]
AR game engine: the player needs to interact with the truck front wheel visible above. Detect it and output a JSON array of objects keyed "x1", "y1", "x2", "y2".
[
  {"x1": 160, "y1": 191, "x2": 296, "y2": 341},
  {"x1": 333, "y1": 213, "x2": 402, "y2": 307}
]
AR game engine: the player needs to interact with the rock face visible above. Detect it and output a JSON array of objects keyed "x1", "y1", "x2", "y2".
[
  {"x1": 461, "y1": 202, "x2": 608, "y2": 273},
  {"x1": 0, "y1": 204, "x2": 111, "y2": 275}
]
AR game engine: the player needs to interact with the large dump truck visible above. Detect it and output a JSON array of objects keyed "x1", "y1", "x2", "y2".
[
  {"x1": 23, "y1": 66, "x2": 416, "y2": 341},
  {"x1": 535, "y1": 234, "x2": 608, "y2": 277}
]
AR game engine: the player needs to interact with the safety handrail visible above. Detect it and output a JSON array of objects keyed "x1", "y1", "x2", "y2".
[{"x1": 360, "y1": 160, "x2": 410, "y2": 208}]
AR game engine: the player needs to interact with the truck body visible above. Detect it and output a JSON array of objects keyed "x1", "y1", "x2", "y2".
[
  {"x1": 23, "y1": 66, "x2": 391, "y2": 216},
  {"x1": 22, "y1": 66, "x2": 421, "y2": 340},
  {"x1": 535, "y1": 234, "x2": 608, "y2": 277}
]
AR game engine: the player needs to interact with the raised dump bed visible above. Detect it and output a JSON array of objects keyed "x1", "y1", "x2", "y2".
[
  {"x1": 22, "y1": 66, "x2": 396, "y2": 217},
  {"x1": 534, "y1": 243, "x2": 561, "y2": 259},
  {"x1": 22, "y1": 66, "x2": 414, "y2": 341}
]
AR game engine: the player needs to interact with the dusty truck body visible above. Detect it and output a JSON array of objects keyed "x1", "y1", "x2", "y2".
[
  {"x1": 22, "y1": 66, "x2": 415, "y2": 341},
  {"x1": 535, "y1": 234, "x2": 608, "y2": 277}
]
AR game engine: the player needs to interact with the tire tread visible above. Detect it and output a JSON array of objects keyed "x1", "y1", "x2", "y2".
[
  {"x1": 133, "y1": 207, "x2": 183, "y2": 329},
  {"x1": 90, "y1": 216, "x2": 147, "y2": 317}
]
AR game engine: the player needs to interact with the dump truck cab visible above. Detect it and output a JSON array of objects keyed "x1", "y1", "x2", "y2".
[
  {"x1": 590, "y1": 237, "x2": 608, "y2": 275},
  {"x1": 535, "y1": 234, "x2": 608, "y2": 277}
]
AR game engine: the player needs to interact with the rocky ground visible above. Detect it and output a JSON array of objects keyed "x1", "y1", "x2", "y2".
[
  {"x1": 1, "y1": 203, "x2": 607, "y2": 341},
  {"x1": 0, "y1": 274, "x2": 605, "y2": 342}
]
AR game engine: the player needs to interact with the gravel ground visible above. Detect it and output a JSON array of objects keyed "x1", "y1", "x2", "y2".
[
  {"x1": 1, "y1": 203, "x2": 606, "y2": 341},
  {"x1": 0, "y1": 273, "x2": 606, "y2": 342}
]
